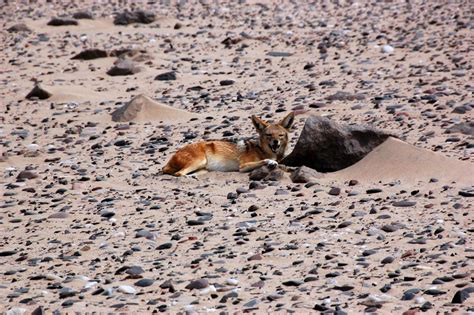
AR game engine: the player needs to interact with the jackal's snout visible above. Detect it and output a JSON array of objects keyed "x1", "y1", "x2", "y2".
[{"x1": 270, "y1": 139, "x2": 281, "y2": 152}]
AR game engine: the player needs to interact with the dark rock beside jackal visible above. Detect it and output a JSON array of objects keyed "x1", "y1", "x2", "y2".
[{"x1": 282, "y1": 115, "x2": 393, "y2": 172}]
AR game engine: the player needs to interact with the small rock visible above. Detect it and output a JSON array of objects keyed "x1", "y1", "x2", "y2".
[
  {"x1": 7, "y1": 23, "x2": 31, "y2": 33},
  {"x1": 26, "y1": 84, "x2": 52, "y2": 100},
  {"x1": 125, "y1": 266, "x2": 145, "y2": 277},
  {"x1": 392, "y1": 200, "x2": 416, "y2": 207},
  {"x1": 248, "y1": 253, "x2": 263, "y2": 261},
  {"x1": 157, "y1": 242, "x2": 173, "y2": 250},
  {"x1": 452, "y1": 288, "x2": 471, "y2": 304},
  {"x1": 290, "y1": 166, "x2": 323, "y2": 183},
  {"x1": 282, "y1": 280, "x2": 303, "y2": 287},
  {"x1": 114, "y1": 10, "x2": 156, "y2": 25},
  {"x1": 47, "y1": 18, "x2": 78, "y2": 26},
  {"x1": 118, "y1": 285, "x2": 136, "y2": 294},
  {"x1": 48, "y1": 212, "x2": 69, "y2": 219},
  {"x1": 0, "y1": 250, "x2": 17, "y2": 257},
  {"x1": 16, "y1": 170, "x2": 38, "y2": 181},
  {"x1": 135, "y1": 279, "x2": 155, "y2": 287},
  {"x1": 59, "y1": 288, "x2": 77, "y2": 298},
  {"x1": 220, "y1": 79, "x2": 235, "y2": 86},
  {"x1": 328, "y1": 187, "x2": 341, "y2": 196},
  {"x1": 337, "y1": 221, "x2": 352, "y2": 228},
  {"x1": 381, "y1": 45, "x2": 394, "y2": 54},
  {"x1": 267, "y1": 51, "x2": 293, "y2": 57},
  {"x1": 73, "y1": 11, "x2": 93, "y2": 19},
  {"x1": 381, "y1": 256, "x2": 395, "y2": 264},
  {"x1": 107, "y1": 59, "x2": 140, "y2": 76},
  {"x1": 459, "y1": 189, "x2": 474, "y2": 197},
  {"x1": 72, "y1": 49, "x2": 108, "y2": 60},
  {"x1": 155, "y1": 71, "x2": 177, "y2": 81},
  {"x1": 185, "y1": 279, "x2": 209, "y2": 290}
]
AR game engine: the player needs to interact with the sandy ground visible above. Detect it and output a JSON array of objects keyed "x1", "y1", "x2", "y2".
[{"x1": 0, "y1": 1, "x2": 473, "y2": 314}]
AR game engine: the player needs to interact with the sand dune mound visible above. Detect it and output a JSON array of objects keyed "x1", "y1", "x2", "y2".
[
  {"x1": 111, "y1": 94, "x2": 197, "y2": 123},
  {"x1": 332, "y1": 137, "x2": 474, "y2": 184}
]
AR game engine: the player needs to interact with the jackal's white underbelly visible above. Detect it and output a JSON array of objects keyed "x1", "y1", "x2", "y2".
[{"x1": 206, "y1": 156, "x2": 240, "y2": 172}]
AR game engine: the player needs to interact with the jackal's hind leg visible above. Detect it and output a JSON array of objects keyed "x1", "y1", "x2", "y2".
[{"x1": 174, "y1": 157, "x2": 207, "y2": 177}]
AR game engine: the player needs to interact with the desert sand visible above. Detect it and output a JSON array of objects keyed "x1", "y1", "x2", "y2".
[{"x1": 0, "y1": 1, "x2": 473, "y2": 314}]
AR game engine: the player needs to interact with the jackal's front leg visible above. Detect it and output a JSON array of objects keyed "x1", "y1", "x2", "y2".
[{"x1": 239, "y1": 159, "x2": 278, "y2": 173}]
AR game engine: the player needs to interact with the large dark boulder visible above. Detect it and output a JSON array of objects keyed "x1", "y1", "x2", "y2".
[{"x1": 281, "y1": 116, "x2": 393, "y2": 172}]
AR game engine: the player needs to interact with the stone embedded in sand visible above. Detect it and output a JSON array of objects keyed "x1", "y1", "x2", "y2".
[
  {"x1": 73, "y1": 11, "x2": 93, "y2": 19},
  {"x1": 118, "y1": 285, "x2": 136, "y2": 294},
  {"x1": 106, "y1": 59, "x2": 140, "y2": 76},
  {"x1": 71, "y1": 49, "x2": 108, "y2": 60},
  {"x1": 7, "y1": 23, "x2": 31, "y2": 33},
  {"x1": 0, "y1": 250, "x2": 17, "y2": 256},
  {"x1": 326, "y1": 91, "x2": 366, "y2": 101},
  {"x1": 459, "y1": 189, "x2": 474, "y2": 197},
  {"x1": 155, "y1": 71, "x2": 177, "y2": 81},
  {"x1": 290, "y1": 166, "x2": 323, "y2": 183},
  {"x1": 220, "y1": 79, "x2": 235, "y2": 86},
  {"x1": 26, "y1": 84, "x2": 52, "y2": 100},
  {"x1": 185, "y1": 279, "x2": 209, "y2": 290},
  {"x1": 381, "y1": 45, "x2": 394, "y2": 53},
  {"x1": 281, "y1": 115, "x2": 393, "y2": 172},
  {"x1": 111, "y1": 94, "x2": 196, "y2": 123},
  {"x1": 48, "y1": 212, "x2": 69, "y2": 219},
  {"x1": 114, "y1": 10, "x2": 156, "y2": 25},
  {"x1": 47, "y1": 18, "x2": 78, "y2": 26},
  {"x1": 249, "y1": 166, "x2": 283, "y2": 181},
  {"x1": 135, "y1": 279, "x2": 154, "y2": 287},
  {"x1": 445, "y1": 122, "x2": 474, "y2": 136},
  {"x1": 392, "y1": 200, "x2": 416, "y2": 207},
  {"x1": 267, "y1": 51, "x2": 293, "y2": 57},
  {"x1": 452, "y1": 288, "x2": 472, "y2": 304},
  {"x1": 16, "y1": 170, "x2": 38, "y2": 181}
]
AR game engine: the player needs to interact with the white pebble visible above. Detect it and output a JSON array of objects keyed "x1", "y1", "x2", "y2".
[
  {"x1": 415, "y1": 296, "x2": 426, "y2": 304},
  {"x1": 226, "y1": 278, "x2": 239, "y2": 285},
  {"x1": 45, "y1": 273, "x2": 63, "y2": 282},
  {"x1": 26, "y1": 144, "x2": 39, "y2": 151},
  {"x1": 84, "y1": 281, "x2": 98, "y2": 289},
  {"x1": 6, "y1": 308, "x2": 27, "y2": 315},
  {"x1": 199, "y1": 285, "x2": 217, "y2": 295},
  {"x1": 381, "y1": 45, "x2": 394, "y2": 54},
  {"x1": 118, "y1": 285, "x2": 136, "y2": 294}
]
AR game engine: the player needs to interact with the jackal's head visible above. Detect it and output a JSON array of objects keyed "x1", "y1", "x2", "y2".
[{"x1": 251, "y1": 112, "x2": 295, "y2": 159}]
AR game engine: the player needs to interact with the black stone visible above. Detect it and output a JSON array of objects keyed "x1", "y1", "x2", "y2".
[
  {"x1": 282, "y1": 116, "x2": 393, "y2": 172},
  {"x1": 155, "y1": 71, "x2": 177, "y2": 81}
]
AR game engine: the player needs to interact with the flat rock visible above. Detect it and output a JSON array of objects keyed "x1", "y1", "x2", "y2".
[
  {"x1": 155, "y1": 71, "x2": 177, "y2": 81},
  {"x1": 7, "y1": 23, "x2": 31, "y2": 33},
  {"x1": 114, "y1": 10, "x2": 156, "y2": 25},
  {"x1": 71, "y1": 49, "x2": 108, "y2": 60},
  {"x1": 185, "y1": 279, "x2": 209, "y2": 290},
  {"x1": 47, "y1": 18, "x2": 78, "y2": 26}
]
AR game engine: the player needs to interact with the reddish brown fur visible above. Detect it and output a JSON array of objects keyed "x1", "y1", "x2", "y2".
[{"x1": 162, "y1": 113, "x2": 294, "y2": 176}]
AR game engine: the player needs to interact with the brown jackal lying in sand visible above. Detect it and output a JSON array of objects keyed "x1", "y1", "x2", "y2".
[{"x1": 162, "y1": 112, "x2": 294, "y2": 176}]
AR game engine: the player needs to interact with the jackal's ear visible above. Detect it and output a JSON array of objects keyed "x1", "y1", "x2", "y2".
[
  {"x1": 251, "y1": 115, "x2": 267, "y2": 132},
  {"x1": 279, "y1": 112, "x2": 295, "y2": 130}
]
